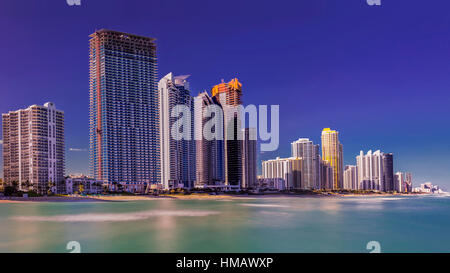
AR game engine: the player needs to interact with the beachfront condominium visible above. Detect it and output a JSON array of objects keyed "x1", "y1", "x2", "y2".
[
  {"x1": 159, "y1": 73, "x2": 195, "y2": 190},
  {"x1": 89, "y1": 29, "x2": 159, "y2": 193},
  {"x1": 291, "y1": 138, "x2": 321, "y2": 189},
  {"x1": 2, "y1": 102, "x2": 65, "y2": 195},
  {"x1": 262, "y1": 157, "x2": 302, "y2": 190},
  {"x1": 404, "y1": 172, "x2": 412, "y2": 192},
  {"x1": 320, "y1": 160, "x2": 334, "y2": 189},
  {"x1": 321, "y1": 128, "x2": 343, "y2": 189},
  {"x1": 356, "y1": 150, "x2": 384, "y2": 191},
  {"x1": 194, "y1": 92, "x2": 224, "y2": 187},
  {"x1": 355, "y1": 150, "x2": 395, "y2": 192},
  {"x1": 343, "y1": 165, "x2": 358, "y2": 190},
  {"x1": 394, "y1": 172, "x2": 412, "y2": 193},
  {"x1": 241, "y1": 128, "x2": 257, "y2": 189},
  {"x1": 394, "y1": 172, "x2": 404, "y2": 193},
  {"x1": 212, "y1": 78, "x2": 243, "y2": 186}
]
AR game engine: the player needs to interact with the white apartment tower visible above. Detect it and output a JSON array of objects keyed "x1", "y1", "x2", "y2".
[
  {"x1": 356, "y1": 150, "x2": 384, "y2": 191},
  {"x1": 2, "y1": 102, "x2": 65, "y2": 194},
  {"x1": 291, "y1": 138, "x2": 320, "y2": 189},
  {"x1": 262, "y1": 157, "x2": 302, "y2": 189},
  {"x1": 343, "y1": 165, "x2": 358, "y2": 190}
]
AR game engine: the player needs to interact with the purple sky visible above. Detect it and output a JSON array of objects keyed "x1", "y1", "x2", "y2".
[{"x1": 1, "y1": 0, "x2": 450, "y2": 188}]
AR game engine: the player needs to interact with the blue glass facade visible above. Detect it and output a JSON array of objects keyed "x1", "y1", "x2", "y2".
[{"x1": 89, "y1": 29, "x2": 159, "y2": 192}]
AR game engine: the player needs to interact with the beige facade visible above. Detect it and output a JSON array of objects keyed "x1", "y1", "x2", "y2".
[{"x1": 2, "y1": 102, "x2": 64, "y2": 194}]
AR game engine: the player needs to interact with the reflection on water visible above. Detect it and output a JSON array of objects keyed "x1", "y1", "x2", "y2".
[
  {"x1": 0, "y1": 196, "x2": 449, "y2": 253},
  {"x1": 13, "y1": 210, "x2": 219, "y2": 222}
]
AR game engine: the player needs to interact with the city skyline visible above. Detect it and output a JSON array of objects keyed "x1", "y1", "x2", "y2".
[{"x1": 0, "y1": 1, "x2": 449, "y2": 188}]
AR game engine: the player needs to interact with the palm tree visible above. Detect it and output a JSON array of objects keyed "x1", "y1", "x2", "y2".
[
  {"x1": 11, "y1": 181, "x2": 19, "y2": 192},
  {"x1": 23, "y1": 180, "x2": 31, "y2": 191},
  {"x1": 47, "y1": 181, "x2": 55, "y2": 196}
]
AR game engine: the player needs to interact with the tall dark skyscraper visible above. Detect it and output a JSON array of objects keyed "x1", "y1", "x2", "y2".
[
  {"x1": 89, "y1": 29, "x2": 159, "y2": 193},
  {"x1": 212, "y1": 78, "x2": 243, "y2": 186},
  {"x1": 241, "y1": 128, "x2": 257, "y2": 189},
  {"x1": 382, "y1": 153, "x2": 394, "y2": 192}
]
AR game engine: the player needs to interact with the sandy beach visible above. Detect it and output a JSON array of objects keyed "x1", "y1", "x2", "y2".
[
  {"x1": 0, "y1": 192, "x2": 427, "y2": 203},
  {"x1": 0, "y1": 196, "x2": 104, "y2": 203}
]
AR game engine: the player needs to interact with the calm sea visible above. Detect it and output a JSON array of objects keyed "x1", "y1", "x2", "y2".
[{"x1": 0, "y1": 195, "x2": 449, "y2": 253}]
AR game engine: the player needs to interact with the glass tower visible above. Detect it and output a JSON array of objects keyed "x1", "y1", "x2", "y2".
[{"x1": 89, "y1": 29, "x2": 159, "y2": 193}]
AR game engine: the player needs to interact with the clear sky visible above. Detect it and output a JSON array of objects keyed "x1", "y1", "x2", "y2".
[{"x1": 1, "y1": 0, "x2": 450, "y2": 189}]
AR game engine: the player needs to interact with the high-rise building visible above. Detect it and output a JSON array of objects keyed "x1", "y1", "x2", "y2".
[
  {"x1": 159, "y1": 73, "x2": 195, "y2": 190},
  {"x1": 262, "y1": 157, "x2": 302, "y2": 189},
  {"x1": 291, "y1": 138, "x2": 320, "y2": 189},
  {"x1": 343, "y1": 165, "x2": 358, "y2": 190},
  {"x1": 194, "y1": 92, "x2": 224, "y2": 187},
  {"x1": 394, "y1": 172, "x2": 404, "y2": 192},
  {"x1": 356, "y1": 150, "x2": 384, "y2": 191},
  {"x1": 241, "y1": 128, "x2": 257, "y2": 189},
  {"x1": 89, "y1": 29, "x2": 159, "y2": 193},
  {"x1": 2, "y1": 102, "x2": 65, "y2": 195},
  {"x1": 382, "y1": 153, "x2": 394, "y2": 192},
  {"x1": 212, "y1": 78, "x2": 242, "y2": 186},
  {"x1": 321, "y1": 128, "x2": 343, "y2": 189},
  {"x1": 404, "y1": 172, "x2": 412, "y2": 193},
  {"x1": 319, "y1": 159, "x2": 333, "y2": 189}
]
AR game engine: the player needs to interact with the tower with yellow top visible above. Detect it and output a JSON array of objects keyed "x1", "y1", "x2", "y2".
[
  {"x1": 211, "y1": 78, "x2": 242, "y2": 106},
  {"x1": 321, "y1": 128, "x2": 343, "y2": 189}
]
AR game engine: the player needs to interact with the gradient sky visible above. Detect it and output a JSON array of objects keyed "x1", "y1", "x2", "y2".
[{"x1": 1, "y1": 0, "x2": 450, "y2": 189}]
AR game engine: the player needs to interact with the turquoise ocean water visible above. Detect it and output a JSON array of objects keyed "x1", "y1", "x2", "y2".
[{"x1": 0, "y1": 195, "x2": 449, "y2": 253}]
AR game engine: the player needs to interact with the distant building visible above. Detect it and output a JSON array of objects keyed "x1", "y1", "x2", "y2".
[
  {"x1": 394, "y1": 172, "x2": 404, "y2": 192},
  {"x1": 404, "y1": 172, "x2": 412, "y2": 193},
  {"x1": 321, "y1": 128, "x2": 343, "y2": 189},
  {"x1": 241, "y1": 128, "x2": 257, "y2": 189},
  {"x1": 65, "y1": 175, "x2": 103, "y2": 195},
  {"x1": 394, "y1": 172, "x2": 414, "y2": 193},
  {"x1": 343, "y1": 165, "x2": 358, "y2": 190},
  {"x1": 320, "y1": 159, "x2": 334, "y2": 190},
  {"x1": 291, "y1": 138, "x2": 320, "y2": 189},
  {"x1": 89, "y1": 29, "x2": 159, "y2": 193},
  {"x1": 2, "y1": 102, "x2": 65, "y2": 195},
  {"x1": 413, "y1": 182, "x2": 445, "y2": 194},
  {"x1": 262, "y1": 157, "x2": 302, "y2": 189},
  {"x1": 159, "y1": 73, "x2": 195, "y2": 190},
  {"x1": 256, "y1": 178, "x2": 286, "y2": 191}
]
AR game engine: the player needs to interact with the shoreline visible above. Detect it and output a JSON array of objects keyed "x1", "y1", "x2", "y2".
[{"x1": 0, "y1": 192, "x2": 433, "y2": 203}]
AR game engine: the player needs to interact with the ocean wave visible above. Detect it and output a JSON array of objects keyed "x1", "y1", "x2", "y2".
[{"x1": 12, "y1": 210, "x2": 219, "y2": 222}]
